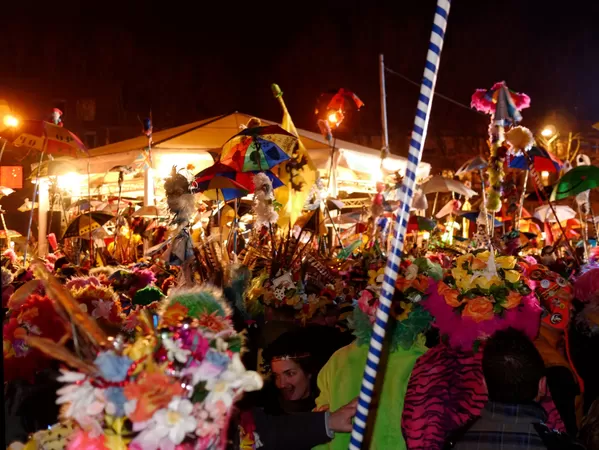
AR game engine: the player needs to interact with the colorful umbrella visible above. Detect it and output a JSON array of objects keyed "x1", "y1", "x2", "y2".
[
  {"x1": 0, "y1": 229, "x2": 22, "y2": 239},
  {"x1": 508, "y1": 146, "x2": 562, "y2": 173},
  {"x1": 455, "y1": 156, "x2": 488, "y2": 175},
  {"x1": 533, "y1": 205, "x2": 576, "y2": 223},
  {"x1": 421, "y1": 176, "x2": 478, "y2": 198},
  {"x1": 219, "y1": 125, "x2": 295, "y2": 172},
  {"x1": 456, "y1": 211, "x2": 502, "y2": 227},
  {"x1": 63, "y1": 212, "x2": 114, "y2": 239},
  {"x1": 3, "y1": 120, "x2": 87, "y2": 157},
  {"x1": 550, "y1": 165, "x2": 599, "y2": 201},
  {"x1": 194, "y1": 162, "x2": 284, "y2": 193},
  {"x1": 192, "y1": 176, "x2": 249, "y2": 201}
]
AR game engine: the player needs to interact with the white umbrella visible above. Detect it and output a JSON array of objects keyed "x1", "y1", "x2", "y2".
[
  {"x1": 18, "y1": 198, "x2": 38, "y2": 212},
  {"x1": 421, "y1": 176, "x2": 478, "y2": 199},
  {"x1": 533, "y1": 205, "x2": 576, "y2": 223}
]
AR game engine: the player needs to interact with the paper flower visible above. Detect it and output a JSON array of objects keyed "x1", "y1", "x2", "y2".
[
  {"x1": 462, "y1": 297, "x2": 495, "y2": 323},
  {"x1": 56, "y1": 370, "x2": 106, "y2": 430},
  {"x1": 133, "y1": 398, "x2": 197, "y2": 449},
  {"x1": 162, "y1": 336, "x2": 191, "y2": 363},
  {"x1": 124, "y1": 372, "x2": 186, "y2": 423}
]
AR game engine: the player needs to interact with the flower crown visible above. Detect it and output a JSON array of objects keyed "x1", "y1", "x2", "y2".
[
  {"x1": 423, "y1": 250, "x2": 542, "y2": 351},
  {"x1": 13, "y1": 263, "x2": 262, "y2": 450}
]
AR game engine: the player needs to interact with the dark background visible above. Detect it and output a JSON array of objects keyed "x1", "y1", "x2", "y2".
[{"x1": 1, "y1": 0, "x2": 598, "y2": 231}]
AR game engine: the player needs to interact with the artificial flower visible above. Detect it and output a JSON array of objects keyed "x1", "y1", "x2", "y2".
[
  {"x1": 471, "y1": 258, "x2": 487, "y2": 271},
  {"x1": 472, "y1": 275, "x2": 503, "y2": 290},
  {"x1": 161, "y1": 303, "x2": 190, "y2": 328},
  {"x1": 132, "y1": 398, "x2": 197, "y2": 449},
  {"x1": 357, "y1": 290, "x2": 377, "y2": 321},
  {"x1": 496, "y1": 255, "x2": 517, "y2": 270},
  {"x1": 452, "y1": 267, "x2": 471, "y2": 291},
  {"x1": 162, "y1": 337, "x2": 191, "y2": 364},
  {"x1": 196, "y1": 311, "x2": 231, "y2": 333},
  {"x1": 368, "y1": 268, "x2": 385, "y2": 287},
  {"x1": 396, "y1": 301, "x2": 413, "y2": 321},
  {"x1": 462, "y1": 297, "x2": 495, "y2": 323},
  {"x1": 503, "y1": 290, "x2": 522, "y2": 310},
  {"x1": 95, "y1": 351, "x2": 134, "y2": 416},
  {"x1": 56, "y1": 370, "x2": 106, "y2": 430},
  {"x1": 456, "y1": 253, "x2": 473, "y2": 268},
  {"x1": 443, "y1": 288, "x2": 463, "y2": 308},
  {"x1": 91, "y1": 299, "x2": 113, "y2": 320},
  {"x1": 504, "y1": 270, "x2": 521, "y2": 284},
  {"x1": 205, "y1": 354, "x2": 263, "y2": 408},
  {"x1": 412, "y1": 275, "x2": 430, "y2": 293},
  {"x1": 124, "y1": 371, "x2": 185, "y2": 423},
  {"x1": 66, "y1": 429, "x2": 107, "y2": 450}
]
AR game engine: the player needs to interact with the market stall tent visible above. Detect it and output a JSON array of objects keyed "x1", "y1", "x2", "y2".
[{"x1": 61, "y1": 112, "x2": 431, "y2": 196}]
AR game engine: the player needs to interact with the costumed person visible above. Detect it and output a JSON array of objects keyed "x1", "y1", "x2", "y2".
[
  {"x1": 402, "y1": 250, "x2": 566, "y2": 450},
  {"x1": 526, "y1": 264, "x2": 585, "y2": 435},
  {"x1": 313, "y1": 258, "x2": 439, "y2": 449},
  {"x1": 163, "y1": 167, "x2": 196, "y2": 283}
]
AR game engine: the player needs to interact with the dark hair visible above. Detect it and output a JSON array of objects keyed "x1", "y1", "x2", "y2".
[
  {"x1": 482, "y1": 328, "x2": 545, "y2": 404},
  {"x1": 262, "y1": 330, "x2": 316, "y2": 376}
]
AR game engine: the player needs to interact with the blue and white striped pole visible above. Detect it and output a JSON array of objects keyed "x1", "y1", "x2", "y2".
[{"x1": 349, "y1": 1, "x2": 451, "y2": 448}]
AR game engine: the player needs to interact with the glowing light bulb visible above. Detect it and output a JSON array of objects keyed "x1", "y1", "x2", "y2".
[
  {"x1": 3, "y1": 114, "x2": 18, "y2": 128},
  {"x1": 327, "y1": 112, "x2": 339, "y2": 125}
]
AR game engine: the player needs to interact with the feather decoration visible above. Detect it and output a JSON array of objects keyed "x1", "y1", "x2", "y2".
[
  {"x1": 31, "y1": 261, "x2": 110, "y2": 351},
  {"x1": 25, "y1": 336, "x2": 97, "y2": 374}
]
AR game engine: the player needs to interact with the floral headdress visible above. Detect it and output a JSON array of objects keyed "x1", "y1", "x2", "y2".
[
  {"x1": 423, "y1": 249, "x2": 542, "y2": 351},
  {"x1": 13, "y1": 262, "x2": 262, "y2": 450},
  {"x1": 349, "y1": 257, "x2": 440, "y2": 351}
]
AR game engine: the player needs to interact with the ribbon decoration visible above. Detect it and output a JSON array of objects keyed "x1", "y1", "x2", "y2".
[{"x1": 349, "y1": 1, "x2": 452, "y2": 448}]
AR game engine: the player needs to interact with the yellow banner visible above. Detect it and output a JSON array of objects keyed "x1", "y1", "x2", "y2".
[{"x1": 273, "y1": 85, "x2": 317, "y2": 228}]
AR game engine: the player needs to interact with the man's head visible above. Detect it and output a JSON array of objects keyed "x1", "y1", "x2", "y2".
[{"x1": 482, "y1": 328, "x2": 546, "y2": 404}]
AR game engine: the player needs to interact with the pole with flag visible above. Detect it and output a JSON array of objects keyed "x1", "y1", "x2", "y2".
[
  {"x1": 349, "y1": 1, "x2": 451, "y2": 448},
  {"x1": 271, "y1": 84, "x2": 318, "y2": 228}
]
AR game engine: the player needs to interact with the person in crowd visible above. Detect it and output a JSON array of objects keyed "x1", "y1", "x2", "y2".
[
  {"x1": 260, "y1": 326, "x2": 353, "y2": 415},
  {"x1": 451, "y1": 328, "x2": 584, "y2": 449}
]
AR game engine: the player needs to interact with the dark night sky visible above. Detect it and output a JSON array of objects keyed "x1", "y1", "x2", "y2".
[{"x1": 1, "y1": 0, "x2": 599, "y2": 146}]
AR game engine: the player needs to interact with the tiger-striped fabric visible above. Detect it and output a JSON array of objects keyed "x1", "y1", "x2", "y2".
[{"x1": 402, "y1": 345, "x2": 566, "y2": 450}]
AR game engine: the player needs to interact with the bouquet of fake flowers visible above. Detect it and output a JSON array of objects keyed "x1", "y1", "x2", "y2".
[
  {"x1": 423, "y1": 249, "x2": 542, "y2": 351},
  {"x1": 350, "y1": 258, "x2": 440, "y2": 351},
  {"x1": 11, "y1": 262, "x2": 262, "y2": 450}
]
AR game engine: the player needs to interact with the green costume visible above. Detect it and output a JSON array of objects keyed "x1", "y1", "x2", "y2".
[{"x1": 313, "y1": 340, "x2": 426, "y2": 450}]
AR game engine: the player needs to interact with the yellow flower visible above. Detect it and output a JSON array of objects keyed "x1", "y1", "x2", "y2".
[
  {"x1": 477, "y1": 251, "x2": 490, "y2": 261},
  {"x1": 452, "y1": 267, "x2": 472, "y2": 291},
  {"x1": 473, "y1": 275, "x2": 503, "y2": 290},
  {"x1": 504, "y1": 270, "x2": 521, "y2": 283},
  {"x1": 496, "y1": 256, "x2": 517, "y2": 270},
  {"x1": 456, "y1": 253, "x2": 473, "y2": 268},
  {"x1": 368, "y1": 268, "x2": 385, "y2": 286},
  {"x1": 471, "y1": 258, "x2": 487, "y2": 271},
  {"x1": 396, "y1": 301, "x2": 413, "y2": 321}
]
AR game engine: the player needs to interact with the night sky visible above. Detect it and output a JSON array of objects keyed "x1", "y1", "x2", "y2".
[
  {"x1": 2, "y1": 0, "x2": 598, "y2": 139},
  {"x1": 1, "y1": 0, "x2": 599, "y2": 234}
]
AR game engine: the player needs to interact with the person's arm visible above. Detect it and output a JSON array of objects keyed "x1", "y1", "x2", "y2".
[{"x1": 252, "y1": 399, "x2": 357, "y2": 450}]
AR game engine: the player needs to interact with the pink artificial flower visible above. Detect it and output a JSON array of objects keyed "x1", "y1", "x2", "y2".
[
  {"x1": 66, "y1": 430, "x2": 107, "y2": 450},
  {"x1": 357, "y1": 290, "x2": 377, "y2": 323}
]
